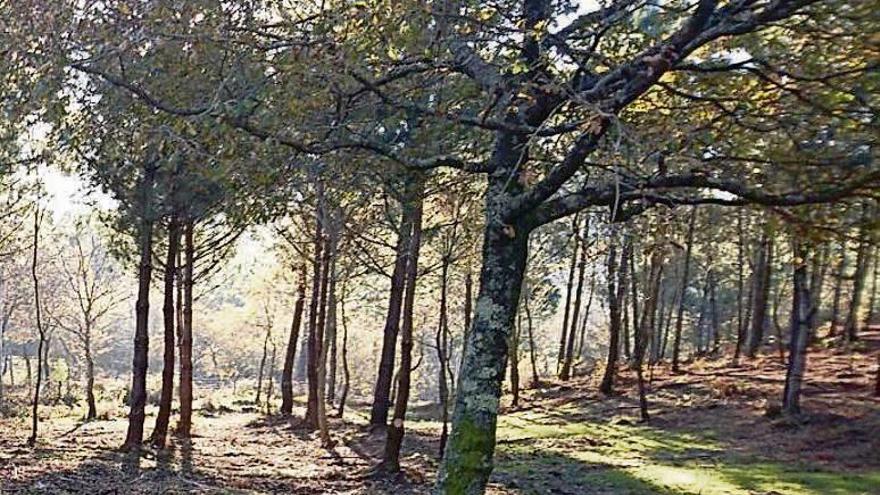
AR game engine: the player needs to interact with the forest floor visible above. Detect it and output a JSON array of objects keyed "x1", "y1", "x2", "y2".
[{"x1": 1, "y1": 330, "x2": 879, "y2": 495}]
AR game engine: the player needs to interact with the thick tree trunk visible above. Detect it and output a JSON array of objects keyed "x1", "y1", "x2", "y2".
[
  {"x1": 177, "y1": 220, "x2": 195, "y2": 437},
  {"x1": 672, "y1": 207, "x2": 697, "y2": 371},
  {"x1": 436, "y1": 217, "x2": 529, "y2": 494},
  {"x1": 557, "y1": 215, "x2": 580, "y2": 374},
  {"x1": 281, "y1": 264, "x2": 306, "y2": 416},
  {"x1": 150, "y1": 219, "x2": 179, "y2": 448},
  {"x1": 747, "y1": 232, "x2": 773, "y2": 358},
  {"x1": 123, "y1": 167, "x2": 156, "y2": 449},
  {"x1": 369, "y1": 190, "x2": 414, "y2": 427},
  {"x1": 783, "y1": 240, "x2": 811, "y2": 415},
  {"x1": 381, "y1": 182, "x2": 423, "y2": 471},
  {"x1": 561, "y1": 217, "x2": 589, "y2": 380}
]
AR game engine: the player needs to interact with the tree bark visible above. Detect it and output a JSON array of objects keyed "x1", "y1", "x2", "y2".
[
  {"x1": 436, "y1": 216, "x2": 529, "y2": 494},
  {"x1": 381, "y1": 179, "x2": 423, "y2": 471},
  {"x1": 783, "y1": 240, "x2": 811, "y2": 415},
  {"x1": 369, "y1": 185, "x2": 415, "y2": 427},
  {"x1": 335, "y1": 291, "x2": 351, "y2": 418},
  {"x1": 635, "y1": 249, "x2": 663, "y2": 422},
  {"x1": 829, "y1": 242, "x2": 848, "y2": 337},
  {"x1": 150, "y1": 218, "x2": 179, "y2": 448},
  {"x1": 672, "y1": 207, "x2": 697, "y2": 372},
  {"x1": 85, "y1": 345, "x2": 96, "y2": 420},
  {"x1": 557, "y1": 214, "x2": 580, "y2": 374},
  {"x1": 865, "y1": 246, "x2": 878, "y2": 327},
  {"x1": 524, "y1": 284, "x2": 540, "y2": 386},
  {"x1": 177, "y1": 220, "x2": 194, "y2": 437},
  {"x1": 561, "y1": 217, "x2": 589, "y2": 380},
  {"x1": 28, "y1": 206, "x2": 45, "y2": 447},
  {"x1": 747, "y1": 231, "x2": 773, "y2": 358},
  {"x1": 734, "y1": 210, "x2": 746, "y2": 361},
  {"x1": 304, "y1": 195, "x2": 325, "y2": 429},
  {"x1": 844, "y1": 219, "x2": 871, "y2": 342},
  {"x1": 255, "y1": 318, "x2": 271, "y2": 405},
  {"x1": 436, "y1": 256, "x2": 451, "y2": 456},
  {"x1": 600, "y1": 235, "x2": 629, "y2": 395},
  {"x1": 281, "y1": 264, "x2": 306, "y2": 415},
  {"x1": 123, "y1": 165, "x2": 156, "y2": 449}
]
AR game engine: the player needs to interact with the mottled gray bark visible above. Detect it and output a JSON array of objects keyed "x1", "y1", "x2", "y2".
[{"x1": 783, "y1": 240, "x2": 812, "y2": 415}]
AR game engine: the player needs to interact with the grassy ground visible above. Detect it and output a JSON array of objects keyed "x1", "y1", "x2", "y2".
[{"x1": 1, "y1": 331, "x2": 878, "y2": 494}]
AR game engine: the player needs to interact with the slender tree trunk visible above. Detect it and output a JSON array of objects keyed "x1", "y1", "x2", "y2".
[
  {"x1": 266, "y1": 341, "x2": 276, "y2": 415},
  {"x1": 381, "y1": 180, "x2": 423, "y2": 472},
  {"x1": 708, "y1": 269, "x2": 720, "y2": 353},
  {"x1": 151, "y1": 218, "x2": 179, "y2": 448},
  {"x1": 600, "y1": 235, "x2": 629, "y2": 395},
  {"x1": 845, "y1": 221, "x2": 871, "y2": 342},
  {"x1": 524, "y1": 285, "x2": 539, "y2": 386},
  {"x1": 27, "y1": 207, "x2": 45, "y2": 447},
  {"x1": 561, "y1": 218, "x2": 589, "y2": 380},
  {"x1": 865, "y1": 246, "x2": 878, "y2": 327},
  {"x1": 255, "y1": 321, "x2": 271, "y2": 405},
  {"x1": 304, "y1": 196, "x2": 325, "y2": 429},
  {"x1": 783, "y1": 239, "x2": 812, "y2": 415},
  {"x1": 335, "y1": 292, "x2": 351, "y2": 418},
  {"x1": 734, "y1": 210, "x2": 746, "y2": 361},
  {"x1": 124, "y1": 166, "x2": 156, "y2": 449},
  {"x1": 281, "y1": 264, "x2": 306, "y2": 416},
  {"x1": 177, "y1": 220, "x2": 195, "y2": 437},
  {"x1": 315, "y1": 225, "x2": 336, "y2": 446},
  {"x1": 509, "y1": 313, "x2": 521, "y2": 408},
  {"x1": 748, "y1": 232, "x2": 773, "y2": 358},
  {"x1": 621, "y1": 289, "x2": 631, "y2": 359},
  {"x1": 808, "y1": 243, "x2": 829, "y2": 342},
  {"x1": 326, "y1": 261, "x2": 338, "y2": 405},
  {"x1": 369, "y1": 187, "x2": 415, "y2": 427},
  {"x1": 557, "y1": 215, "x2": 580, "y2": 374},
  {"x1": 672, "y1": 207, "x2": 697, "y2": 372},
  {"x1": 829, "y1": 242, "x2": 848, "y2": 337},
  {"x1": 84, "y1": 344, "x2": 96, "y2": 420},
  {"x1": 436, "y1": 257, "x2": 451, "y2": 456},
  {"x1": 635, "y1": 249, "x2": 663, "y2": 422},
  {"x1": 629, "y1": 247, "x2": 641, "y2": 366}
]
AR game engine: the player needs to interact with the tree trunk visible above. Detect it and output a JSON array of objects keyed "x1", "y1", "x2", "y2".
[
  {"x1": 865, "y1": 246, "x2": 878, "y2": 327},
  {"x1": 672, "y1": 207, "x2": 697, "y2": 372},
  {"x1": 524, "y1": 284, "x2": 540, "y2": 386},
  {"x1": 829, "y1": 242, "x2": 848, "y2": 337},
  {"x1": 123, "y1": 166, "x2": 156, "y2": 449},
  {"x1": 600, "y1": 235, "x2": 629, "y2": 395},
  {"x1": 436, "y1": 217, "x2": 529, "y2": 494},
  {"x1": 369, "y1": 188, "x2": 415, "y2": 427},
  {"x1": 326, "y1": 252, "x2": 338, "y2": 405},
  {"x1": 281, "y1": 264, "x2": 306, "y2": 416},
  {"x1": 255, "y1": 321, "x2": 271, "y2": 405},
  {"x1": 28, "y1": 207, "x2": 45, "y2": 447},
  {"x1": 557, "y1": 214, "x2": 580, "y2": 374},
  {"x1": 808, "y1": 243, "x2": 829, "y2": 342},
  {"x1": 335, "y1": 292, "x2": 351, "y2": 418},
  {"x1": 436, "y1": 257, "x2": 451, "y2": 456},
  {"x1": 150, "y1": 218, "x2": 179, "y2": 448},
  {"x1": 315, "y1": 225, "x2": 335, "y2": 446},
  {"x1": 844, "y1": 222, "x2": 871, "y2": 342},
  {"x1": 265, "y1": 340, "x2": 276, "y2": 415},
  {"x1": 381, "y1": 179, "x2": 423, "y2": 471},
  {"x1": 635, "y1": 249, "x2": 663, "y2": 422},
  {"x1": 177, "y1": 220, "x2": 195, "y2": 437},
  {"x1": 747, "y1": 231, "x2": 773, "y2": 358},
  {"x1": 734, "y1": 210, "x2": 746, "y2": 361},
  {"x1": 304, "y1": 197, "x2": 325, "y2": 429},
  {"x1": 783, "y1": 240, "x2": 811, "y2": 415},
  {"x1": 561, "y1": 217, "x2": 589, "y2": 380},
  {"x1": 509, "y1": 313, "x2": 521, "y2": 408},
  {"x1": 85, "y1": 345, "x2": 96, "y2": 421}
]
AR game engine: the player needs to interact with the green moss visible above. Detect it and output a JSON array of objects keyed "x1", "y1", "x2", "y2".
[{"x1": 440, "y1": 415, "x2": 496, "y2": 495}]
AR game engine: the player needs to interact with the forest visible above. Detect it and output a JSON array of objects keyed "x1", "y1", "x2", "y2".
[{"x1": 0, "y1": 1, "x2": 878, "y2": 494}]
